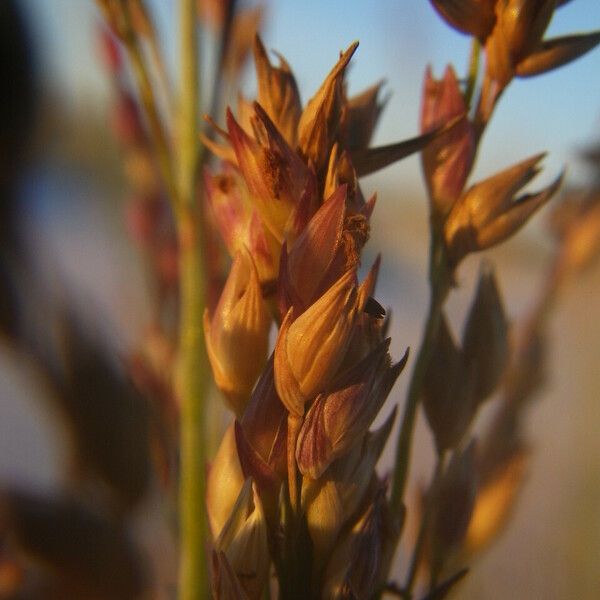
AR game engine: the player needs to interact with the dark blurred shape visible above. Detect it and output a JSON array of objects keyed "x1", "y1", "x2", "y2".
[
  {"x1": 3, "y1": 491, "x2": 147, "y2": 599},
  {"x1": 0, "y1": 0, "x2": 36, "y2": 340},
  {"x1": 56, "y1": 318, "x2": 152, "y2": 510}
]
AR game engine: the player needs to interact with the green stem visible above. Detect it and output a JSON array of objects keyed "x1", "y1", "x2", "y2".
[
  {"x1": 463, "y1": 38, "x2": 480, "y2": 110},
  {"x1": 391, "y1": 234, "x2": 449, "y2": 511},
  {"x1": 176, "y1": 1, "x2": 208, "y2": 598},
  {"x1": 178, "y1": 220, "x2": 209, "y2": 600}
]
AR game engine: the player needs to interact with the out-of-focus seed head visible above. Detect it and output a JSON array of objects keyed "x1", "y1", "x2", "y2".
[
  {"x1": 552, "y1": 193, "x2": 600, "y2": 281},
  {"x1": 422, "y1": 315, "x2": 470, "y2": 453},
  {"x1": 296, "y1": 340, "x2": 406, "y2": 479},
  {"x1": 297, "y1": 42, "x2": 359, "y2": 174},
  {"x1": 421, "y1": 65, "x2": 475, "y2": 220},
  {"x1": 198, "y1": 0, "x2": 232, "y2": 31},
  {"x1": 466, "y1": 450, "x2": 527, "y2": 554},
  {"x1": 274, "y1": 269, "x2": 361, "y2": 416},
  {"x1": 96, "y1": 0, "x2": 127, "y2": 39},
  {"x1": 204, "y1": 251, "x2": 271, "y2": 416},
  {"x1": 254, "y1": 35, "x2": 302, "y2": 146},
  {"x1": 444, "y1": 153, "x2": 563, "y2": 267},
  {"x1": 462, "y1": 263, "x2": 509, "y2": 404},
  {"x1": 98, "y1": 26, "x2": 122, "y2": 74},
  {"x1": 430, "y1": 0, "x2": 497, "y2": 40},
  {"x1": 431, "y1": 442, "x2": 477, "y2": 556},
  {"x1": 215, "y1": 479, "x2": 270, "y2": 600},
  {"x1": 224, "y1": 6, "x2": 264, "y2": 79}
]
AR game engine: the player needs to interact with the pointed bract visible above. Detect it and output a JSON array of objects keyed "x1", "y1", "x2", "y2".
[
  {"x1": 204, "y1": 251, "x2": 271, "y2": 415},
  {"x1": 444, "y1": 154, "x2": 563, "y2": 266},
  {"x1": 254, "y1": 35, "x2": 302, "y2": 145},
  {"x1": 216, "y1": 479, "x2": 270, "y2": 600},
  {"x1": 274, "y1": 269, "x2": 361, "y2": 416},
  {"x1": 422, "y1": 315, "x2": 470, "y2": 453},
  {"x1": 516, "y1": 31, "x2": 600, "y2": 78},
  {"x1": 462, "y1": 264, "x2": 509, "y2": 405},
  {"x1": 296, "y1": 340, "x2": 406, "y2": 479},
  {"x1": 211, "y1": 551, "x2": 250, "y2": 600},
  {"x1": 298, "y1": 42, "x2": 359, "y2": 173},
  {"x1": 207, "y1": 424, "x2": 245, "y2": 539},
  {"x1": 302, "y1": 410, "x2": 396, "y2": 569},
  {"x1": 421, "y1": 65, "x2": 475, "y2": 218}
]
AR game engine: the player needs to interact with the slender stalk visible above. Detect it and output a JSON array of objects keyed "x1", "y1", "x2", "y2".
[
  {"x1": 391, "y1": 234, "x2": 450, "y2": 510},
  {"x1": 177, "y1": 218, "x2": 209, "y2": 600},
  {"x1": 176, "y1": 1, "x2": 208, "y2": 599},
  {"x1": 463, "y1": 38, "x2": 480, "y2": 110}
]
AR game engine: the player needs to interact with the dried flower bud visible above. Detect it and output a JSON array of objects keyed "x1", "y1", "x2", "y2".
[
  {"x1": 298, "y1": 42, "x2": 359, "y2": 173},
  {"x1": 462, "y1": 263, "x2": 509, "y2": 404},
  {"x1": 274, "y1": 269, "x2": 361, "y2": 416},
  {"x1": 431, "y1": 443, "x2": 477, "y2": 555},
  {"x1": 485, "y1": 0, "x2": 557, "y2": 86},
  {"x1": 279, "y1": 185, "x2": 349, "y2": 314},
  {"x1": 421, "y1": 65, "x2": 475, "y2": 219},
  {"x1": 204, "y1": 167, "x2": 279, "y2": 283},
  {"x1": 296, "y1": 339, "x2": 406, "y2": 479},
  {"x1": 444, "y1": 153, "x2": 563, "y2": 266},
  {"x1": 254, "y1": 36, "x2": 302, "y2": 146},
  {"x1": 204, "y1": 251, "x2": 271, "y2": 416},
  {"x1": 227, "y1": 105, "x2": 317, "y2": 244},
  {"x1": 240, "y1": 358, "x2": 288, "y2": 479},
  {"x1": 215, "y1": 479, "x2": 270, "y2": 600},
  {"x1": 430, "y1": 0, "x2": 497, "y2": 40},
  {"x1": 516, "y1": 31, "x2": 600, "y2": 77},
  {"x1": 207, "y1": 424, "x2": 245, "y2": 538},
  {"x1": 302, "y1": 410, "x2": 396, "y2": 569}
]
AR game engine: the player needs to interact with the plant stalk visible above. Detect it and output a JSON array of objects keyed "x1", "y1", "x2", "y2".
[
  {"x1": 176, "y1": 0, "x2": 208, "y2": 598},
  {"x1": 391, "y1": 233, "x2": 449, "y2": 511}
]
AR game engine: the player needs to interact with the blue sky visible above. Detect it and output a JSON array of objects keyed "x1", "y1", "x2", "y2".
[{"x1": 22, "y1": 0, "x2": 600, "y2": 191}]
